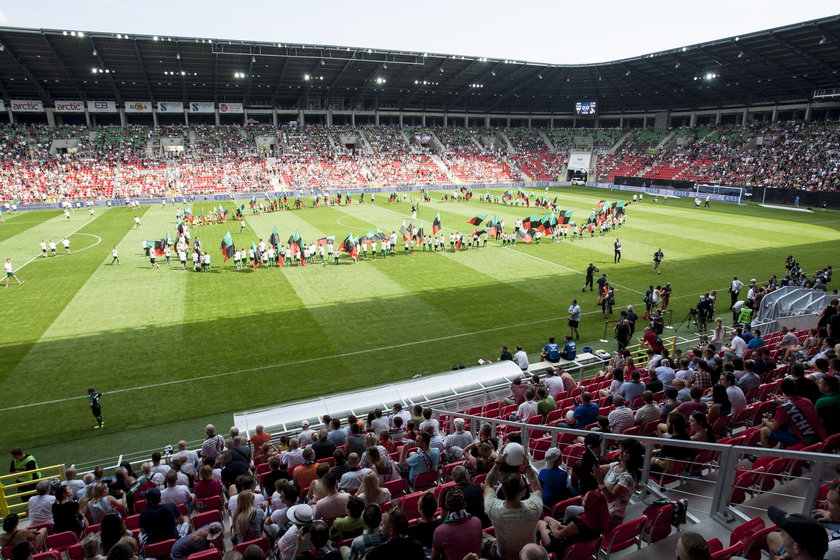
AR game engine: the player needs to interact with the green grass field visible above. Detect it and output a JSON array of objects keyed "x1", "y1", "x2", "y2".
[{"x1": 1, "y1": 187, "x2": 837, "y2": 468}]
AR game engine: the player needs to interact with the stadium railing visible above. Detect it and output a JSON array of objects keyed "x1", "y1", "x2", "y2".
[
  {"x1": 430, "y1": 409, "x2": 836, "y2": 524},
  {"x1": 0, "y1": 465, "x2": 65, "y2": 518}
]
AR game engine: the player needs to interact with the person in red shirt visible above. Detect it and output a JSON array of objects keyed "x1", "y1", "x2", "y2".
[
  {"x1": 639, "y1": 327, "x2": 664, "y2": 353},
  {"x1": 760, "y1": 378, "x2": 827, "y2": 448}
]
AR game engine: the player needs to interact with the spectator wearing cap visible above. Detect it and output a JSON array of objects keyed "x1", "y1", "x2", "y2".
[
  {"x1": 538, "y1": 448, "x2": 568, "y2": 509},
  {"x1": 170, "y1": 522, "x2": 223, "y2": 560},
  {"x1": 765, "y1": 505, "x2": 830, "y2": 560},
  {"x1": 443, "y1": 418, "x2": 475, "y2": 454},
  {"x1": 297, "y1": 421, "x2": 314, "y2": 447},
  {"x1": 277, "y1": 503, "x2": 313, "y2": 560},
  {"x1": 482, "y1": 443, "x2": 542, "y2": 560},
  {"x1": 138, "y1": 487, "x2": 181, "y2": 546}
]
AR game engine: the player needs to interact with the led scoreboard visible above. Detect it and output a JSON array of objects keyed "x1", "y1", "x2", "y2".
[{"x1": 575, "y1": 101, "x2": 597, "y2": 115}]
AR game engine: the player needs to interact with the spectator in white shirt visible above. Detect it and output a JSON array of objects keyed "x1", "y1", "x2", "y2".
[
  {"x1": 280, "y1": 438, "x2": 306, "y2": 468},
  {"x1": 514, "y1": 390, "x2": 539, "y2": 421},
  {"x1": 513, "y1": 345, "x2": 530, "y2": 371}
]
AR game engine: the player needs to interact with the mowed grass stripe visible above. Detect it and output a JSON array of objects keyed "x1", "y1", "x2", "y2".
[
  {"x1": 0, "y1": 213, "x2": 94, "y2": 265},
  {"x1": 0, "y1": 211, "x2": 62, "y2": 243},
  {"x1": 8, "y1": 206, "x2": 192, "y2": 402},
  {"x1": 0, "y1": 208, "x2": 152, "y2": 452}
]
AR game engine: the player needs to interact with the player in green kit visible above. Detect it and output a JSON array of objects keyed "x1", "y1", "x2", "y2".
[{"x1": 87, "y1": 387, "x2": 104, "y2": 429}]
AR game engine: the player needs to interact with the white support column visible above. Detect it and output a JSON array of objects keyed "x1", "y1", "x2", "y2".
[
  {"x1": 805, "y1": 104, "x2": 812, "y2": 121},
  {"x1": 119, "y1": 109, "x2": 126, "y2": 126},
  {"x1": 689, "y1": 112, "x2": 697, "y2": 127},
  {"x1": 272, "y1": 109, "x2": 277, "y2": 127},
  {"x1": 152, "y1": 111, "x2": 159, "y2": 127},
  {"x1": 46, "y1": 109, "x2": 56, "y2": 126},
  {"x1": 771, "y1": 107, "x2": 778, "y2": 122},
  {"x1": 215, "y1": 111, "x2": 220, "y2": 125}
]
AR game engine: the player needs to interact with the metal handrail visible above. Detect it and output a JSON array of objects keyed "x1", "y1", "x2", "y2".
[{"x1": 432, "y1": 407, "x2": 837, "y2": 526}]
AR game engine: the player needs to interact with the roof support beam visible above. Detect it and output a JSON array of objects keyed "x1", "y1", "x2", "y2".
[
  {"x1": 242, "y1": 55, "x2": 256, "y2": 107},
  {"x1": 41, "y1": 32, "x2": 87, "y2": 101},
  {"x1": 86, "y1": 37, "x2": 123, "y2": 104},
  {"x1": 268, "y1": 57, "x2": 289, "y2": 108},
  {"x1": 1, "y1": 41, "x2": 53, "y2": 104}
]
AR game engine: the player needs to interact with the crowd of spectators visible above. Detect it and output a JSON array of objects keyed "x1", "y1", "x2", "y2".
[{"x1": 0, "y1": 121, "x2": 837, "y2": 203}]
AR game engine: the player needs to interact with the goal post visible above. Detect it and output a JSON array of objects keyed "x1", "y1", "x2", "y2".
[{"x1": 694, "y1": 183, "x2": 745, "y2": 205}]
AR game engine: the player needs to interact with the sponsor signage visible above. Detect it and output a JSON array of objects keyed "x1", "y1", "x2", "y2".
[
  {"x1": 157, "y1": 101, "x2": 184, "y2": 112},
  {"x1": 125, "y1": 101, "x2": 152, "y2": 113},
  {"x1": 88, "y1": 100, "x2": 117, "y2": 113},
  {"x1": 54, "y1": 100, "x2": 85, "y2": 113},
  {"x1": 11, "y1": 100, "x2": 44, "y2": 112},
  {"x1": 189, "y1": 102, "x2": 215, "y2": 113},
  {"x1": 218, "y1": 102, "x2": 243, "y2": 114}
]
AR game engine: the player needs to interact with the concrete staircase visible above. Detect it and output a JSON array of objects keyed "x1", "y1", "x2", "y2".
[
  {"x1": 356, "y1": 128, "x2": 374, "y2": 155},
  {"x1": 430, "y1": 154, "x2": 459, "y2": 183},
  {"x1": 656, "y1": 130, "x2": 677, "y2": 150},
  {"x1": 606, "y1": 131, "x2": 633, "y2": 154},
  {"x1": 498, "y1": 131, "x2": 515, "y2": 153},
  {"x1": 538, "y1": 130, "x2": 555, "y2": 152}
]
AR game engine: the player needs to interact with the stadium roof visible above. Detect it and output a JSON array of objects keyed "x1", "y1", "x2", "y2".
[{"x1": 0, "y1": 15, "x2": 839, "y2": 115}]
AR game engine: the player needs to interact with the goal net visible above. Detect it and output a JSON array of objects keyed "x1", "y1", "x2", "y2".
[{"x1": 694, "y1": 183, "x2": 745, "y2": 204}]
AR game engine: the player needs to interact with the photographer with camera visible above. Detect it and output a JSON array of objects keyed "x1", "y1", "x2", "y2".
[{"x1": 693, "y1": 294, "x2": 714, "y2": 332}]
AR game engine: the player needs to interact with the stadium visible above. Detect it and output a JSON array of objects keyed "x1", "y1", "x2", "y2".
[{"x1": 0, "y1": 8, "x2": 839, "y2": 560}]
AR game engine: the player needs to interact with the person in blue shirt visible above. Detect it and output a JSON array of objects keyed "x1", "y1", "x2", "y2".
[
  {"x1": 746, "y1": 329, "x2": 765, "y2": 350},
  {"x1": 561, "y1": 336, "x2": 577, "y2": 361},
  {"x1": 541, "y1": 337, "x2": 561, "y2": 363},
  {"x1": 561, "y1": 392, "x2": 599, "y2": 428}
]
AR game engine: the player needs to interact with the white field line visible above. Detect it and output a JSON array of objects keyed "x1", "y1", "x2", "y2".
[
  {"x1": 0, "y1": 288, "x2": 715, "y2": 412},
  {"x1": 15, "y1": 220, "x2": 101, "y2": 272}
]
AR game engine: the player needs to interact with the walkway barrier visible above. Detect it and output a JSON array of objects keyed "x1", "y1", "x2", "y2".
[
  {"x1": 433, "y1": 408, "x2": 838, "y2": 525},
  {"x1": 0, "y1": 465, "x2": 65, "y2": 518}
]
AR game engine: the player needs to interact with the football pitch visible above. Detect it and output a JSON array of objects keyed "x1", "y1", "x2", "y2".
[{"x1": 0, "y1": 187, "x2": 837, "y2": 468}]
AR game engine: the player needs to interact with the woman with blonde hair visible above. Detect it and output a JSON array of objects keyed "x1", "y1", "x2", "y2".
[
  {"x1": 231, "y1": 490, "x2": 264, "y2": 544},
  {"x1": 355, "y1": 471, "x2": 391, "y2": 506},
  {"x1": 363, "y1": 446, "x2": 400, "y2": 483},
  {"x1": 83, "y1": 483, "x2": 125, "y2": 524},
  {"x1": 710, "y1": 318, "x2": 725, "y2": 350}
]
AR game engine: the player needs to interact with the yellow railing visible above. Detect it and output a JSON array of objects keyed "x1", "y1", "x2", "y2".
[
  {"x1": 0, "y1": 465, "x2": 65, "y2": 518},
  {"x1": 622, "y1": 336, "x2": 678, "y2": 366}
]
